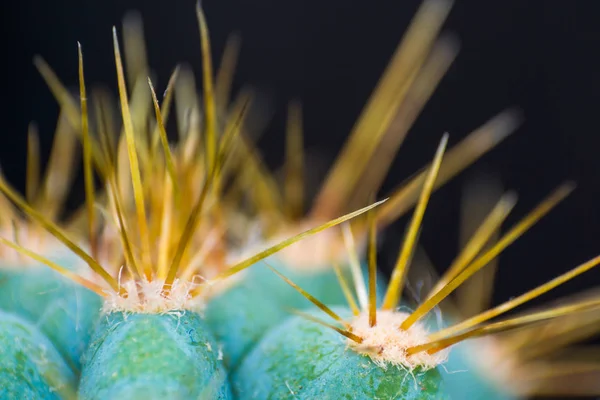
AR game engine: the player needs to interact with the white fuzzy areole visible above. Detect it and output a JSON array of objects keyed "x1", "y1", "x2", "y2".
[
  {"x1": 103, "y1": 278, "x2": 205, "y2": 314},
  {"x1": 348, "y1": 310, "x2": 448, "y2": 371},
  {"x1": 231, "y1": 219, "x2": 366, "y2": 273},
  {"x1": 274, "y1": 226, "x2": 350, "y2": 271}
]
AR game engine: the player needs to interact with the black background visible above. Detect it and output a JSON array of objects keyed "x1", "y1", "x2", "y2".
[{"x1": 3, "y1": 1, "x2": 600, "y2": 398}]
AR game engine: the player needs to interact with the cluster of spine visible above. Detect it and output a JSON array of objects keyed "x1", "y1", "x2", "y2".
[{"x1": 1, "y1": 0, "x2": 599, "y2": 399}]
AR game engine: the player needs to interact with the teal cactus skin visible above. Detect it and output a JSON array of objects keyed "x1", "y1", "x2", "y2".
[
  {"x1": 431, "y1": 313, "x2": 516, "y2": 400},
  {"x1": 423, "y1": 311, "x2": 516, "y2": 400},
  {"x1": 78, "y1": 310, "x2": 231, "y2": 400},
  {"x1": 0, "y1": 309, "x2": 77, "y2": 400},
  {"x1": 0, "y1": 262, "x2": 103, "y2": 372},
  {"x1": 232, "y1": 306, "x2": 448, "y2": 399},
  {"x1": 204, "y1": 258, "x2": 386, "y2": 368},
  {"x1": 442, "y1": 341, "x2": 515, "y2": 400}
]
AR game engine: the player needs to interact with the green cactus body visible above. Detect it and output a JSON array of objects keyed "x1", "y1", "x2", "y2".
[
  {"x1": 232, "y1": 306, "x2": 448, "y2": 399},
  {"x1": 0, "y1": 258, "x2": 103, "y2": 372},
  {"x1": 78, "y1": 310, "x2": 231, "y2": 400},
  {"x1": 442, "y1": 341, "x2": 516, "y2": 400},
  {"x1": 414, "y1": 311, "x2": 514, "y2": 400},
  {"x1": 204, "y1": 257, "x2": 386, "y2": 368},
  {"x1": 0, "y1": 309, "x2": 77, "y2": 400}
]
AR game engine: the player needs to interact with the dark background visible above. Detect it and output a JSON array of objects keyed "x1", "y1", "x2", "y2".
[{"x1": 3, "y1": 0, "x2": 600, "y2": 398}]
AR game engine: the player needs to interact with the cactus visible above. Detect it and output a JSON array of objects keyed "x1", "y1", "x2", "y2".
[
  {"x1": 0, "y1": 110, "x2": 103, "y2": 372},
  {"x1": 0, "y1": 10, "x2": 381, "y2": 399},
  {"x1": 0, "y1": 309, "x2": 77, "y2": 399},
  {"x1": 203, "y1": 0, "x2": 521, "y2": 368},
  {"x1": 1, "y1": 0, "x2": 599, "y2": 399},
  {"x1": 232, "y1": 143, "x2": 600, "y2": 398}
]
